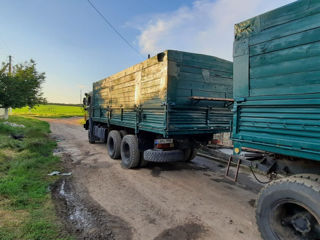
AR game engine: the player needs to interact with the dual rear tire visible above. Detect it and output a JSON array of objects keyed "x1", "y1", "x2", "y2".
[
  {"x1": 107, "y1": 130, "x2": 121, "y2": 159},
  {"x1": 106, "y1": 130, "x2": 197, "y2": 168},
  {"x1": 183, "y1": 148, "x2": 197, "y2": 162},
  {"x1": 107, "y1": 130, "x2": 140, "y2": 169},
  {"x1": 120, "y1": 135, "x2": 140, "y2": 169}
]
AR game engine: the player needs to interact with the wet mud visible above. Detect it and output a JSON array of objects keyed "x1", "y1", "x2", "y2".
[{"x1": 51, "y1": 177, "x2": 132, "y2": 240}]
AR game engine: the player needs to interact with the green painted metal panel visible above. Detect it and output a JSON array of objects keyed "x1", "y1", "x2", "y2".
[
  {"x1": 233, "y1": 0, "x2": 320, "y2": 161},
  {"x1": 233, "y1": 38, "x2": 249, "y2": 98},
  {"x1": 91, "y1": 50, "x2": 233, "y2": 137}
]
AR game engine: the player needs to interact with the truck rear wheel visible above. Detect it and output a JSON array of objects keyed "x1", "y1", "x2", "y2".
[
  {"x1": 107, "y1": 130, "x2": 121, "y2": 159},
  {"x1": 120, "y1": 135, "x2": 140, "y2": 169},
  {"x1": 88, "y1": 129, "x2": 95, "y2": 144},
  {"x1": 183, "y1": 148, "x2": 197, "y2": 162},
  {"x1": 119, "y1": 130, "x2": 127, "y2": 138},
  {"x1": 256, "y1": 175, "x2": 320, "y2": 240}
]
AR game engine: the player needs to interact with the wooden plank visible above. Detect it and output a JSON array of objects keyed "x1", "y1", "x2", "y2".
[
  {"x1": 260, "y1": 0, "x2": 310, "y2": 30},
  {"x1": 177, "y1": 85, "x2": 232, "y2": 95},
  {"x1": 233, "y1": 55, "x2": 249, "y2": 98},
  {"x1": 181, "y1": 59, "x2": 232, "y2": 72},
  {"x1": 181, "y1": 51, "x2": 232, "y2": 65},
  {"x1": 178, "y1": 71, "x2": 233, "y2": 83},
  {"x1": 240, "y1": 112, "x2": 320, "y2": 120},
  {"x1": 250, "y1": 55, "x2": 320, "y2": 79},
  {"x1": 250, "y1": 41, "x2": 320, "y2": 69},
  {"x1": 250, "y1": 71, "x2": 320, "y2": 90},
  {"x1": 190, "y1": 96, "x2": 234, "y2": 102},
  {"x1": 179, "y1": 65, "x2": 232, "y2": 76},
  {"x1": 250, "y1": 12, "x2": 320, "y2": 46},
  {"x1": 167, "y1": 50, "x2": 232, "y2": 65},
  {"x1": 250, "y1": 27, "x2": 320, "y2": 58},
  {"x1": 250, "y1": 83, "x2": 320, "y2": 96}
]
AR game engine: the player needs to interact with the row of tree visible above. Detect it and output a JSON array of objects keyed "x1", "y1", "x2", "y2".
[{"x1": 0, "y1": 59, "x2": 46, "y2": 119}]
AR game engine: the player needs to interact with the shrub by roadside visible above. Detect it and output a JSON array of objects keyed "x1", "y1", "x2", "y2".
[{"x1": 0, "y1": 116, "x2": 73, "y2": 240}]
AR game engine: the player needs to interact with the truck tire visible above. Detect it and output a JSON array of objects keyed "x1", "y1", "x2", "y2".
[
  {"x1": 88, "y1": 119, "x2": 95, "y2": 144},
  {"x1": 107, "y1": 130, "x2": 121, "y2": 159},
  {"x1": 120, "y1": 135, "x2": 140, "y2": 169},
  {"x1": 183, "y1": 148, "x2": 197, "y2": 162},
  {"x1": 293, "y1": 174, "x2": 320, "y2": 183},
  {"x1": 119, "y1": 130, "x2": 127, "y2": 138},
  {"x1": 143, "y1": 149, "x2": 184, "y2": 162},
  {"x1": 256, "y1": 175, "x2": 320, "y2": 240}
]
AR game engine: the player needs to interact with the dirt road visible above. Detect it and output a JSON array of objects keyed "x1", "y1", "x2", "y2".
[{"x1": 47, "y1": 118, "x2": 262, "y2": 240}]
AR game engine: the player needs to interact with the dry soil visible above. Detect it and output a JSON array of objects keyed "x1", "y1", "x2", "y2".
[{"x1": 46, "y1": 117, "x2": 263, "y2": 240}]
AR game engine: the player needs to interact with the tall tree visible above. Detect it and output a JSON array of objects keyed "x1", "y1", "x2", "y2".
[{"x1": 0, "y1": 59, "x2": 46, "y2": 119}]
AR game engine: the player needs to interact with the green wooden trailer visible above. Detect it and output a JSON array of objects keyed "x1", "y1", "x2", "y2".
[
  {"x1": 232, "y1": 1, "x2": 320, "y2": 239},
  {"x1": 84, "y1": 50, "x2": 233, "y2": 167}
]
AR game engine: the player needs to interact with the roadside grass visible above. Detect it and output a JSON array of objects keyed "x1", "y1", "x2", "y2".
[
  {"x1": 12, "y1": 104, "x2": 85, "y2": 118},
  {"x1": 0, "y1": 116, "x2": 73, "y2": 240}
]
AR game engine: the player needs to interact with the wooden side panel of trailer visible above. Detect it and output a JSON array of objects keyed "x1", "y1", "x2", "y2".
[
  {"x1": 232, "y1": 0, "x2": 320, "y2": 161},
  {"x1": 92, "y1": 50, "x2": 233, "y2": 137}
]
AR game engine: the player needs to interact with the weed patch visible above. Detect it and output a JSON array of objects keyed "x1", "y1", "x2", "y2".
[{"x1": 0, "y1": 116, "x2": 73, "y2": 240}]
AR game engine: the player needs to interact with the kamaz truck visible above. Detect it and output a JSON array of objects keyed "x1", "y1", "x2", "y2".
[{"x1": 84, "y1": 50, "x2": 233, "y2": 168}]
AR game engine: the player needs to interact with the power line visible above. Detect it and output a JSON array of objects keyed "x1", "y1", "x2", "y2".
[{"x1": 87, "y1": 0, "x2": 144, "y2": 59}]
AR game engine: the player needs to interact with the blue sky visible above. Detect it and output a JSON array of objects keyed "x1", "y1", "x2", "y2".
[{"x1": 0, "y1": 0, "x2": 294, "y2": 104}]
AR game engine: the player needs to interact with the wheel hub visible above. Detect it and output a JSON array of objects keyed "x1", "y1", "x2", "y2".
[{"x1": 290, "y1": 212, "x2": 312, "y2": 234}]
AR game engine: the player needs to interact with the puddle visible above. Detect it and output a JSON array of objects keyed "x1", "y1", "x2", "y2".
[
  {"x1": 58, "y1": 180, "x2": 94, "y2": 229},
  {"x1": 52, "y1": 178, "x2": 132, "y2": 240}
]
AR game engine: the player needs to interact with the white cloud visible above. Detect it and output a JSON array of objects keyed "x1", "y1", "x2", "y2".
[{"x1": 137, "y1": 0, "x2": 295, "y2": 60}]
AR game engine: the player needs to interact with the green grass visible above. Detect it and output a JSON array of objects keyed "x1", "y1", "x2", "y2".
[
  {"x1": 0, "y1": 116, "x2": 73, "y2": 240},
  {"x1": 12, "y1": 104, "x2": 84, "y2": 118}
]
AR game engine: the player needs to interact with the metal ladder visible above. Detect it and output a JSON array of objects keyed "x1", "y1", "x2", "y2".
[{"x1": 225, "y1": 155, "x2": 242, "y2": 182}]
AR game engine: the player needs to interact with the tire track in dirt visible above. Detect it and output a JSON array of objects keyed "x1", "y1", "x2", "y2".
[{"x1": 46, "y1": 118, "x2": 261, "y2": 240}]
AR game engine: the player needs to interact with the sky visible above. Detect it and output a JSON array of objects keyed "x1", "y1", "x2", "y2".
[{"x1": 0, "y1": 0, "x2": 295, "y2": 104}]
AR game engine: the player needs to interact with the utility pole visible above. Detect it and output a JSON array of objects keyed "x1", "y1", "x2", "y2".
[
  {"x1": 8, "y1": 55, "x2": 12, "y2": 75},
  {"x1": 80, "y1": 89, "x2": 82, "y2": 105}
]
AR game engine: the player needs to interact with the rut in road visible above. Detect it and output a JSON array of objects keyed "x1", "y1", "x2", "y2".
[{"x1": 46, "y1": 118, "x2": 262, "y2": 240}]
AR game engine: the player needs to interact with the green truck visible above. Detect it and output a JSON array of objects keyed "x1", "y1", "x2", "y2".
[
  {"x1": 84, "y1": 1, "x2": 320, "y2": 239},
  {"x1": 84, "y1": 50, "x2": 233, "y2": 168},
  {"x1": 233, "y1": 0, "x2": 320, "y2": 239}
]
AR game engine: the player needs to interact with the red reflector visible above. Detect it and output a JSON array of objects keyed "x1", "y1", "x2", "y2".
[
  {"x1": 156, "y1": 143, "x2": 171, "y2": 149},
  {"x1": 212, "y1": 139, "x2": 220, "y2": 144}
]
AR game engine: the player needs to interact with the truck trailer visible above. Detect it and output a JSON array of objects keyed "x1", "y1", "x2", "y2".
[
  {"x1": 232, "y1": 0, "x2": 320, "y2": 239},
  {"x1": 84, "y1": 1, "x2": 320, "y2": 239},
  {"x1": 84, "y1": 50, "x2": 233, "y2": 168}
]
